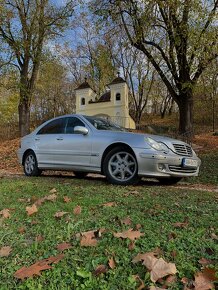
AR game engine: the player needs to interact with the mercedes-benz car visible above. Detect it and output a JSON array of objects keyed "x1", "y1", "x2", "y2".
[{"x1": 17, "y1": 114, "x2": 201, "y2": 185}]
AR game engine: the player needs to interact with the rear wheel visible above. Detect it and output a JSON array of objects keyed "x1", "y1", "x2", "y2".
[
  {"x1": 157, "y1": 177, "x2": 182, "y2": 185},
  {"x1": 73, "y1": 171, "x2": 88, "y2": 179},
  {"x1": 103, "y1": 146, "x2": 139, "y2": 185},
  {"x1": 23, "y1": 151, "x2": 42, "y2": 177}
]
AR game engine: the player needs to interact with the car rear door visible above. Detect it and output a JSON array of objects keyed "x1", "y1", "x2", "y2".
[
  {"x1": 57, "y1": 116, "x2": 92, "y2": 168},
  {"x1": 34, "y1": 117, "x2": 66, "y2": 167}
]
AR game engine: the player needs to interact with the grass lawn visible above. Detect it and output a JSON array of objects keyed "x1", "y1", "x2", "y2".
[{"x1": 0, "y1": 174, "x2": 217, "y2": 289}]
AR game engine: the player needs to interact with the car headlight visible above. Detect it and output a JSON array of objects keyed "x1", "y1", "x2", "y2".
[{"x1": 145, "y1": 137, "x2": 169, "y2": 152}]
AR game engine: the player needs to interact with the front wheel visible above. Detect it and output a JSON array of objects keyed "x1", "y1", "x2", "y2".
[
  {"x1": 103, "y1": 147, "x2": 139, "y2": 185},
  {"x1": 157, "y1": 177, "x2": 182, "y2": 185},
  {"x1": 23, "y1": 151, "x2": 42, "y2": 177}
]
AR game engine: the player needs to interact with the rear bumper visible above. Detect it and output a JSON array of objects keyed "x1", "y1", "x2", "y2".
[{"x1": 135, "y1": 149, "x2": 201, "y2": 178}]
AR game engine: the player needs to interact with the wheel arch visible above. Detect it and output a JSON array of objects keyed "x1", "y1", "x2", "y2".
[
  {"x1": 22, "y1": 149, "x2": 35, "y2": 165},
  {"x1": 101, "y1": 142, "x2": 137, "y2": 174}
]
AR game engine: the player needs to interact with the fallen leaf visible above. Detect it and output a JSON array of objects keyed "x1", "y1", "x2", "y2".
[
  {"x1": 132, "y1": 274, "x2": 145, "y2": 290},
  {"x1": 198, "y1": 258, "x2": 213, "y2": 266},
  {"x1": 73, "y1": 205, "x2": 81, "y2": 215},
  {"x1": 172, "y1": 221, "x2": 189, "y2": 228},
  {"x1": 18, "y1": 227, "x2": 26, "y2": 234},
  {"x1": 14, "y1": 253, "x2": 64, "y2": 280},
  {"x1": 63, "y1": 196, "x2": 71, "y2": 203},
  {"x1": 102, "y1": 202, "x2": 117, "y2": 207},
  {"x1": 35, "y1": 235, "x2": 44, "y2": 242},
  {"x1": 128, "y1": 241, "x2": 135, "y2": 251},
  {"x1": 165, "y1": 274, "x2": 177, "y2": 285},
  {"x1": 26, "y1": 204, "x2": 38, "y2": 216},
  {"x1": 135, "y1": 224, "x2": 142, "y2": 230},
  {"x1": 34, "y1": 194, "x2": 57, "y2": 206},
  {"x1": 114, "y1": 228, "x2": 144, "y2": 241},
  {"x1": 54, "y1": 211, "x2": 68, "y2": 218},
  {"x1": 149, "y1": 286, "x2": 165, "y2": 290},
  {"x1": 56, "y1": 242, "x2": 72, "y2": 252},
  {"x1": 45, "y1": 194, "x2": 57, "y2": 202},
  {"x1": 0, "y1": 246, "x2": 12, "y2": 257},
  {"x1": 194, "y1": 268, "x2": 216, "y2": 290},
  {"x1": 80, "y1": 235, "x2": 98, "y2": 247},
  {"x1": 120, "y1": 217, "x2": 132, "y2": 225},
  {"x1": 132, "y1": 252, "x2": 177, "y2": 283},
  {"x1": 49, "y1": 188, "x2": 57, "y2": 194},
  {"x1": 93, "y1": 264, "x2": 107, "y2": 276},
  {"x1": 0, "y1": 208, "x2": 11, "y2": 218},
  {"x1": 210, "y1": 233, "x2": 218, "y2": 240},
  {"x1": 108, "y1": 257, "x2": 116, "y2": 269}
]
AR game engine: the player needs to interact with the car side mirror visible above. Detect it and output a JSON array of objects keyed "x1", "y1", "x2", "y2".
[{"x1": 74, "y1": 126, "x2": 89, "y2": 135}]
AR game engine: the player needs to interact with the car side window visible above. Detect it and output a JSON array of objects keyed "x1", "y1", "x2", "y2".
[
  {"x1": 37, "y1": 118, "x2": 66, "y2": 135},
  {"x1": 65, "y1": 117, "x2": 85, "y2": 134}
]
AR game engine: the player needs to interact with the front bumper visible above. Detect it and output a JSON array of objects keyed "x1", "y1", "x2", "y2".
[{"x1": 134, "y1": 148, "x2": 201, "y2": 178}]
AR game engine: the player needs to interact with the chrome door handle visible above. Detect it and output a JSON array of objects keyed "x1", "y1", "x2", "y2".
[
  {"x1": 56, "y1": 138, "x2": 63, "y2": 141},
  {"x1": 35, "y1": 137, "x2": 40, "y2": 141}
]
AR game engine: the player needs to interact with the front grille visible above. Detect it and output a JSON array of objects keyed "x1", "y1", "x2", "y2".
[
  {"x1": 172, "y1": 143, "x2": 193, "y2": 156},
  {"x1": 169, "y1": 165, "x2": 197, "y2": 174}
]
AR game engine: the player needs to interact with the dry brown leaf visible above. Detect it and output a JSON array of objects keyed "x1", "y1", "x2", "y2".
[
  {"x1": 198, "y1": 258, "x2": 213, "y2": 266},
  {"x1": 194, "y1": 268, "x2": 216, "y2": 290},
  {"x1": 26, "y1": 204, "x2": 38, "y2": 216},
  {"x1": 0, "y1": 246, "x2": 12, "y2": 257},
  {"x1": 80, "y1": 235, "x2": 98, "y2": 247},
  {"x1": 56, "y1": 242, "x2": 72, "y2": 252},
  {"x1": 132, "y1": 274, "x2": 145, "y2": 290},
  {"x1": 14, "y1": 253, "x2": 64, "y2": 280},
  {"x1": 108, "y1": 257, "x2": 116, "y2": 269},
  {"x1": 102, "y1": 202, "x2": 117, "y2": 207},
  {"x1": 93, "y1": 264, "x2": 108, "y2": 276},
  {"x1": 132, "y1": 252, "x2": 177, "y2": 283},
  {"x1": 63, "y1": 196, "x2": 71, "y2": 203},
  {"x1": 80, "y1": 229, "x2": 99, "y2": 247},
  {"x1": 149, "y1": 286, "x2": 165, "y2": 290},
  {"x1": 135, "y1": 224, "x2": 142, "y2": 230},
  {"x1": 54, "y1": 211, "x2": 68, "y2": 218},
  {"x1": 173, "y1": 221, "x2": 189, "y2": 228},
  {"x1": 114, "y1": 228, "x2": 144, "y2": 241},
  {"x1": 210, "y1": 233, "x2": 218, "y2": 240},
  {"x1": 128, "y1": 241, "x2": 135, "y2": 251},
  {"x1": 73, "y1": 205, "x2": 81, "y2": 215},
  {"x1": 35, "y1": 235, "x2": 44, "y2": 242},
  {"x1": 49, "y1": 188, "x2": 57, "y2": 194},
  {"x1": 45, "y1": 194, "x2": 57, "y2": 202},
  {"x1": 0, "y1": 208, "x2": 11, "y2": 218},
  {"x1": 18, "y1": 227, "x2": 26, "y2": 234},
  {"x1": 120, "y1": 217, "x2": 132, "y2": 225},
  {"x1": 165, "y1": 274, "x2": 177, "y2": 285},
  {"x1": 34, "y1": 194, "x2": 57, "y2": 206},
  {"x1": 148, "y1": 258, "x2": 177, "y2": 282}
]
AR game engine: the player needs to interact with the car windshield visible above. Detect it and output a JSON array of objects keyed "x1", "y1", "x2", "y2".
[{"x1": 83, "y1": 116, "x2": 125, "y2": 131}]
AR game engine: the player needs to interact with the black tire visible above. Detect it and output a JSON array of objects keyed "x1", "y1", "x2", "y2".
[
  {"x1": 157, "y1": 177, "x2": 182, "y2": 185},
  {"x1": 73, "y1": 171, "x2": 88, "y2": 179},
  {"x1": 103, "y1": 146, "x2": 139, "y2": 185},
  {"x1": 23, "y1": 151, "x2": 42, "y2": 177}
]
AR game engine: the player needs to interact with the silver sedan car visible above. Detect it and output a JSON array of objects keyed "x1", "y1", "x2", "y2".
[{"x1": 17, "y1": 114, "x2": 201, "y2": 185}]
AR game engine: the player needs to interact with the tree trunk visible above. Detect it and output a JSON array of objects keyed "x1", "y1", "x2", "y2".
[
  {"x1": 177, "y1": 92, "x2": 194, "y2": 142},
  {"x1": 18, "y1": 99, "x2": 30, "y2": 137}
]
